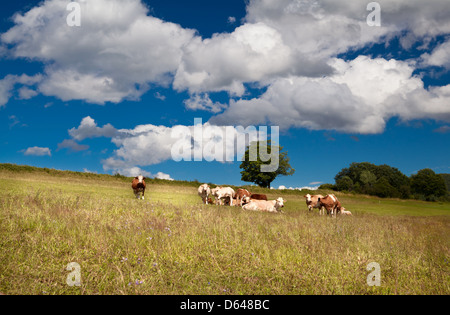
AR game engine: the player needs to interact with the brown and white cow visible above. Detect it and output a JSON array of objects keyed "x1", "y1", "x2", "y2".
[
  {"x1": 235, "y1": 188, "x2": 251, "y2": 206},
  {"x1": 242, "y1": 197, "x2": 286, "y2": 213},
  {"x1": 132, "y1": 175, "x2": 146, "y2": 200},
  {"x1": 318, "y1": 194, "x2": 341, "y2": 216},
  {"x1": 198, "y1": 184, "x2": 212, "y2": 205},
  {"x1": 304, "y1": 194, "x2": 325, "y2": 215}
]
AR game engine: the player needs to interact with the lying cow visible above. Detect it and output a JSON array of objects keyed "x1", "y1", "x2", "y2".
[
  {"x1": 132, "y1": 175, "x2": 146, "y2": 200},
  {"x1": 198, "y1": 184, "x2": 212, "y2": 205},
  {"x1": 241, "y1": 193, "x2": 269, "y2": 205},
  {"x1": 249, "y1": 194, "x2": 267, "y2": 201},
  {"x1": 318, "y1": 194, "x2": 341, "y2": 216},
  {"x1": 304, "y1": 194, "x2": 325, "y2": 215},
  {"x1": 242, "y1": 197, "x2": 286, "y2": 213},
  {"x1": 235, "y1": 188, "x2": 251, "y2": 206},
  {"x1": 211, "y1": 187, "x2": 236, "y2": 206}
]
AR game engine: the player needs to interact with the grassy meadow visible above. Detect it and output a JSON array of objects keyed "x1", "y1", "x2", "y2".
[{"x1": 0, "y1": 167, "x2": 449, "y2": 295}]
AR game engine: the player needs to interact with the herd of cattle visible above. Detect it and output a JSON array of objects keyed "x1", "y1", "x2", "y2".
[
  {"x1": 132, "y1": 176, "x2": 352, "y2": 215},
  {"x1": 197, "y1": 183, "x2": 352, "y2": 216},
  {"x1": 198, "y1": 184, "x2": 286, "y2": 213}
]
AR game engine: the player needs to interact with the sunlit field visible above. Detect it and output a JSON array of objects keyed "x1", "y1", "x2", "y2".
[{"x1": 0, "y1": 167, "x2": 448, "y2": 295}]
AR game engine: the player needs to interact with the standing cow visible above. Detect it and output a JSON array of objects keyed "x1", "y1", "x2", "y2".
[
  {"x1": 198, "y1": 184, "x2": 212, "y2": 205},
  {"x1": 132, "y1": 175, "x2": 146, "y2": 200},
  {"x1": 318, "y1": 194, "x2": 341, "y2": 216},
  {"x1": 211, "y1": 187, "x2": 236, "y2": 206},
  {"x1": 304, "y1": 194, "x2": 325, "y2": 215}
]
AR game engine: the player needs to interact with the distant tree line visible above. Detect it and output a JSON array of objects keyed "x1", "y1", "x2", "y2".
[{"x1": 319, "y1": 162, "x2": 449, "y2": 202}]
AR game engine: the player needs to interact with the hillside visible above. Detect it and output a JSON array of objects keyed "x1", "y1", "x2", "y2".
[
  {"x1": 0, "y1": 163, "x2": 325, "y2": 196},
  {"x1": 0, "y1": 163, "x2": 449, "y2": 295}
]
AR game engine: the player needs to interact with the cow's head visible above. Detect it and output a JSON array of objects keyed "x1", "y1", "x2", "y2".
[
  {"x1": 135, "y1": 175, "x2": 145, "y2": 183},
  {"x1": 304, "y1": 194, "x2": 312, "y2": 203},
  {"x1": 241, "y1": 196, "x2": 251, "y2": 205},
  {"x1": 211, "y1": 187, "x2": 221, "y2": 195},
  {"x1": 276, "y1": 197, "x2": 286, "y2": 211}
]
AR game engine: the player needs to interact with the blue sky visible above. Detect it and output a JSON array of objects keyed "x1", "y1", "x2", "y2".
[{"x1": 0, "y1": 0, "x2": 449, "y2": 189}]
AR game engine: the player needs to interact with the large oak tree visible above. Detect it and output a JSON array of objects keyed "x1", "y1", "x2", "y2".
[{"x1": 240, "y1": 141, "x2": 295, "y2": 188}]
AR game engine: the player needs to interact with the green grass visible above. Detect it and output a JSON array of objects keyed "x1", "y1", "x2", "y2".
[{"x1": 0, "y1": 169, "x2": 449, "y2": 295}]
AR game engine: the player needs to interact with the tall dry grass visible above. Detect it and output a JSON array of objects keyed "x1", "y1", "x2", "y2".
[{"x1": 0, "y1": 173, "x2": 449, "y2": 295}]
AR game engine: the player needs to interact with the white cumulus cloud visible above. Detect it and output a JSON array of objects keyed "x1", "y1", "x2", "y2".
[
  {"x1": 210, "y1": 56, "x2": 450, "y2": 134},
  {"x1": 67, "y1": 117, "x2": 263, "y2": 176},
  {"x1": 68, "y1": 116, "x2": 117, "y2": 141},
  {"x1": 23, "y1": 146, "x2": 52, "y2": 157},
  {"x1": 2, "y1": 0, "x2": 450, "y2": 135},
  {"x1": 1, "y1": 0, "x2": 195, "y2": 104}
]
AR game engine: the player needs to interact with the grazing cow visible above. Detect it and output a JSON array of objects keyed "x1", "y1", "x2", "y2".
[
  {"x1": 198, "y1": 184, "x2": 212, "y2": 205},
  {"x1": 132, "y1": 175, "x2": 146, "y2": 200},
  {"x1": 249, "y1": 194, "x2": 268, "y2": 201},
  {"x1": 235, "y1": 188, "x2": 251, "y2": 206},
  {"x1": 211, "y1": 187, "x2": 236, "y2": 206},
  {"x1": 318, "y1": 194, "x2": 341, "y2": 216},
  {"x1": 242, "y1": 197, "x2": 286, "y2": 213},
  {"x1": 304, "y1": 194, "x2": 325, "y2": 215}
]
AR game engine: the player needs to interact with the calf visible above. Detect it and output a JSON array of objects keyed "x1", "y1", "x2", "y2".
[
  {"x1": 242, "y1": 197, "x2": 286, "y2": 213},
  {"x1": 318, "y1": 194, "x2": 340, "y2": 216},
  {"x1": 198, "y1": 184, "x2": 212, "y2": 205},
  {"x1": 132, "y1": 175, "x2": 146, "y2": 200},
  {"x1": 304, "y1": 194, "x2": 325, "y2": 215}
]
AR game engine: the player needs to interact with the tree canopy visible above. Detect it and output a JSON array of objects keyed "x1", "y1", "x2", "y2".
[
  {"x1": 334, "y1": 162, "x2": 411, "y2": 198},
  {"x1": 324, "y1": 162, "x2": 449, "y2": 202},
  {"x1": 410, "y1": 169, "x2": 447, "y2": 199},
  {"x1": 240, "y1": 141, "x2": 295, "y2": 188}
]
